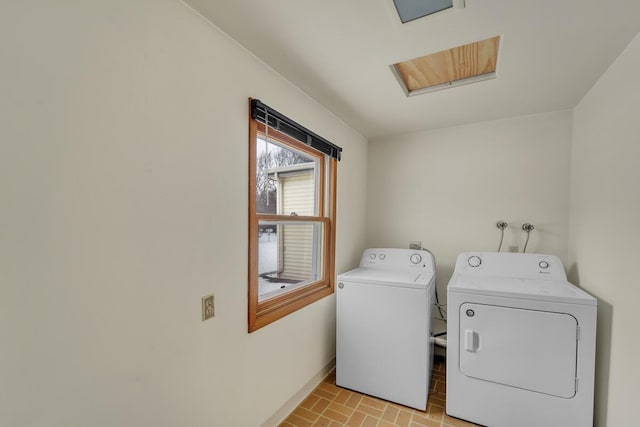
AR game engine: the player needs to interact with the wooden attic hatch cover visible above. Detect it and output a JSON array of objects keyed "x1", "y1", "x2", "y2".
[{"x1": 392, "y1": 35, "x2": 500, "y2": 96}]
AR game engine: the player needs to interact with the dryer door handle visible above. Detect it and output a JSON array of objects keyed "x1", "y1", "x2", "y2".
[{"x1": 464, "y1": 329, "x2": 479, "y2": 352}]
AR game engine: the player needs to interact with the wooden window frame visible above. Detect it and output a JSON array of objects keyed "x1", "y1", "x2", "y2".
[{"x1": 248, "y1": 103, "x2": 337, "y2": 332}]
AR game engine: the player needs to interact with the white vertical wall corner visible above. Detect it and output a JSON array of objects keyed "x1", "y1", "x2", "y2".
[{"x1": 569, "y1": 32, "x2": 640, "y2": 427}]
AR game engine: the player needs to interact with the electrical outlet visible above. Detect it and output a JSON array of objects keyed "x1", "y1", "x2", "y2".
[
  {"x1": 409, "y1": 241, "x2": 422, "y2": 250},
  {"x1": 202, "y1": 294, "x2": 215, "y2": 321},
  {"x1": 508, "y1": 245, "x2": 519, "y2": 253}
]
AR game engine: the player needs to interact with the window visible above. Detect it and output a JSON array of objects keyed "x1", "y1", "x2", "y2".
[
  {"x1": 248, "y1": 99, "x2": 340, "y2": 332},
  {"x1": 391, "y1": 0, "x2": 463, "y2": 24}
]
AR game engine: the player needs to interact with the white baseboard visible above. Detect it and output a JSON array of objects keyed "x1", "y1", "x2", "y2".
[{"x1": 261, "y1": 358, "x2": 336, "y2": 427}]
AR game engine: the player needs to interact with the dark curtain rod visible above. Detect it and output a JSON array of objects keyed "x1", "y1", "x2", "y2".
[{"x1": 251, "y1": 99, "x2": 342, "y2": 161}]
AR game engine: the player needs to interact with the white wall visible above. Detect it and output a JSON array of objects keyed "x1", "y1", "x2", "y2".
[
  {"x1": 367, "y1": 111, "x2": 573, "y2": 302},
  {"x1": 0, "y1": 1, "x2": 367, "y2": 426},
  {"x1": 569, "y1": 32, "x2": 640, "y2": 427}
]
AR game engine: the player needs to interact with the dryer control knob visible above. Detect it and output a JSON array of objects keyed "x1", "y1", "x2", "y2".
[
  {"x1": 410, "y1": 253, "x2": 422, "y2": 264},
  {"x1": 369, "y1": 253, "x2": 377, "y2": 260},
  {"x1": 468, "y1": 256, "x2": 482, "y2": 268}
]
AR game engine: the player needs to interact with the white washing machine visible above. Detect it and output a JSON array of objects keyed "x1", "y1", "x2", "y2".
[
  {"x1": 446, "y1": 252, "x2": 597, "y2": 427},
  {"x1": 336, "y1": 248, "x2": 436, "y2": 410}
]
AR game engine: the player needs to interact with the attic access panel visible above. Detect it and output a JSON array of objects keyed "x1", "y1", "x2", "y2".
[
  {"x1": 393, "y1": 0, "x2": 454, "y2": 23},
  {"x1": 391, "y1": 36, "x2": 500, "y2": 96}
]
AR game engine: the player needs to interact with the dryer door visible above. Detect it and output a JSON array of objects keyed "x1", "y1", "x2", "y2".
[{"x1": 459, "y1": 303, "x2": 578, "y2": 398}]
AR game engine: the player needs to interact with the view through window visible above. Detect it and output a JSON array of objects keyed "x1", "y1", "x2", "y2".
[
  {"x1": 248, "y1": 100, "x2": 338, "y2": 332},
  {"x1": 256, "y1": 137, "x2": 321, "y2": 301}
]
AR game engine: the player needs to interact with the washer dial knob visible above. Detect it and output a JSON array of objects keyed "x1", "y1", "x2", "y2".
[
  {"x1": 369, "y1": 253, "x2": 377, "y2": 260},
  {"x1": 410, "y1": 253, "x2": 422, "y2": 264},
  {"x1": 468, "y1": 256, "x2": 482, "y2": 268},
  {"x1": 379, "y1": 254, "x2": 386, "y2": 260},
  {"x1": 539, "y1": 261, "x2": 549, "y2": 269}
]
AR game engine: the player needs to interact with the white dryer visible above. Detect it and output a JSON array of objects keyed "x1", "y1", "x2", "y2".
[
  {"x1": 336, "y1": 248, "x2": 436, "y2": 410},
  {"x1": 446, "y1": 252, "x2": 597, "y2": 427}
]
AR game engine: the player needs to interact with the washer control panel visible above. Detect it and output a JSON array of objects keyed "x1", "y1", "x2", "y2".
[
  {"x1": 360, "y1": 248, "x2": 434, "y2": 271},
  {"x1": 454, "y1": 252, "x2": 567, "y2": 281},
  {"x1": 467, "y1": 256, "x2": 482, "y2": 268}
]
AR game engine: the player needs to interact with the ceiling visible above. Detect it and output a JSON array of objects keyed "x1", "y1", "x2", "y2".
[{"x1": 185, "y1": 0, "x2": 640, "y2": 139}]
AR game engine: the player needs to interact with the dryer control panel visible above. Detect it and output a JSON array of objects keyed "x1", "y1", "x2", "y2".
[
  {"x1": 454, "y1": 252, "x2": 567, "y2": 281},
  {"x1": 360, "y1": 248, "x2": 435, "y2": 272}
]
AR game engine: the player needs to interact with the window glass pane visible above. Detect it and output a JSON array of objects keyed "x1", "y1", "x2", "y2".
[
  {"x1": 258, "y1": 220, "x2": 324, "y2": 302},
  {"x1": 393, "y1": 0, "x2": 453, "y2": 23},
  {"x1": 255, "y1": 137, "x2": 318, "y2": 215}
]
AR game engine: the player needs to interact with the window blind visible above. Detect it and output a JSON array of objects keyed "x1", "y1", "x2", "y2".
[{"x1": 250, "y1": 99, "x2": 342, "y2": 161}]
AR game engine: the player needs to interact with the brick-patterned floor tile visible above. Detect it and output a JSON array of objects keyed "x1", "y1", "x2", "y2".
[
  {"x1": 396, "y1": 409, "x2": 413, "y2": 427},
  {"x1": 300, "y1": 394, "x2": 321, "y2": 410},
  {"x1": 412, "y1": 411, "x2": 441, "y2": 427},
  {"x1": 344, "y1": 393, "x2": 362, "y2": 409},
  {"x1": 382, "y1": 405, "x2": 398, "y2": 423},
  {"x1": 283, "y1": 413, "x2": 314, "y2": 427},
  {"x1": 318, "y1": 382, "x2": 342, "y2": 395},
  {"x1": 334, "y1": 389, "x2": 352, "y2": 405},
  {"x1": 426, "y1": 403, "x2": 445, "y2": 421},
  {"x1": 327, "y1": 401, "x2": 355, "y2": 417},
  {"x1": 361, "y1": 395, "x2": 386, "y2": 410},
  {"x1": 282, "y1": 357, "x2": 455, "y2": 427},
  {"x1": 429, "y1": 392, "x2": 446, "y2": 407},
  {"x1": 323, "y1": 409, "x2": 350, "y2": 424},
  {"x1": 346, "y1": 411, "x2": 366, "y2": 427},
  {"x1": 361, "y1": 415, "x2": 379, "y2": 427},
  {"x1": 432, "y1": 371, "x2": 446, "y2": 380},
  {"x1": 311, "y1": 417, "x2": 332, "y2": 427},
  {"x1": 314, "y1": 389, "x2": 338, "y2": 401},
  {"x1": 293, "y1": 407, "x2": 320, "y2": 423},
  {"x1": 356, "y1": 403, "x2": 384, "y2": 418},
  {"x1": 310, "y1": 397, "x2": 331, "y2": 415},
  {"x1": 324, "y1": 372, "x2": 337, "y2": 385}
]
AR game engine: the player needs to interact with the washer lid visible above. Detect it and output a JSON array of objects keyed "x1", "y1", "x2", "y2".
[
  {"x1": 449, "y1": 276, "x2": 596, "y2": 306},
  {"x1": 338, "y1": 267, "x2": 433, "y2": 289}
]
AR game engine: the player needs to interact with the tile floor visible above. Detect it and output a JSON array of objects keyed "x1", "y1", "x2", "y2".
[{"x1": 279, "y1": 357, "x2": 480, "y2": 427}]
